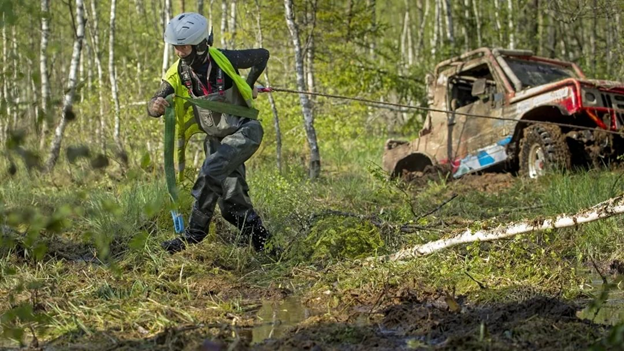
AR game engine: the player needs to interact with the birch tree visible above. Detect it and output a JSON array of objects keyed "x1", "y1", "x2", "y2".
[
  {"x1": 443, "y1": 0, "x2": 454, "y2": 44},
  {"x1": 494, "y1": 0, "x2": 503, "y2": 45},
  {"x1": 88, "y1": 0, "x2": 106, "y2": 152},
  {"x1": 255, "y1": 0, "x2": 282, "y2": 172},
  {"x1": 284, "y1": 0, "x2": 320, "y2": 179},
  {"x1": 220, "y1": 0, "x2": 228, "y2": 48},
  {"x1": 472, "y1": 0, "x2": 482, "y2": 47},
  {"x1": 305, "y1": 0, "x2": 317, "y2": 104},
  {"x1": 109, "y1": 0, "x2": 125, "y2": 157},
  {"x1": 39, "y1": 0, "x2": 52, "y2": 150},
  {"x1": 507, "y1": 0, "x2": 514, "y2": 49},
  {"x1": 415, "y1": 0, "x2": 429, "y2": 58},
  {"x1": 228, "y1": 0, "x2": 236, "y2": 49},
  {"x1": 46, "y1": 0, "x2": 85, "y2": 171},
  {"x1": 162, "y1": 0, "x2": 172, "y2": 77}
]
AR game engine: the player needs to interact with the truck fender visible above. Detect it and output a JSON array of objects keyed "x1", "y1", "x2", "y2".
[
  {"x1": 391, "y1": 152, "x2": 434, "y2": 178},
  {"x1": 511, "y1": 104, "x2": 570, "y2": 144}
]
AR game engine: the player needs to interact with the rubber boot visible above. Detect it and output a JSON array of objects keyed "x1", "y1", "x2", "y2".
[{"x1": 161, "y1": 208, "x2": 211, "y2": 254}]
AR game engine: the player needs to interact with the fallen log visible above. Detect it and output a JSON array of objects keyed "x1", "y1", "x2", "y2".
[{"x1": 369, "y1": 194, "x2": 624, "y2": 262}]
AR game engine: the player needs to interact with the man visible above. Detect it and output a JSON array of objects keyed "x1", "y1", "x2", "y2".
[{"x1": 148, "y1": 12, "x2": 271, "y2": 254}]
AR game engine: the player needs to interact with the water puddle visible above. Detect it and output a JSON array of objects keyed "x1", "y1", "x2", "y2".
[
  {"x1": 250, "y1": 296, "x2": 311, "y2": 344},
  {"x1": 577, "y1": 274, "x2": 624, "y2": 325}
]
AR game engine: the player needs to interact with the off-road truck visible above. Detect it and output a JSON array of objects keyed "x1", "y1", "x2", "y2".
[{"x1": 383, "y1": 47, "x2": 624, "y2": 179}]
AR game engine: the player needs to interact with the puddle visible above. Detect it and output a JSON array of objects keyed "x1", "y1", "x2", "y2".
[
  {"x1": 577, "y1": 274, "x2": 624, "y2": 325},
  {"x1": 250, "y1": 296, "x2": 311, "y2": 344}
]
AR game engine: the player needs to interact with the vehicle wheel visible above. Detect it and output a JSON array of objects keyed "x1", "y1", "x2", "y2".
[{"x1": 519, "y1": 124, "x2": 571, "y2": 178}]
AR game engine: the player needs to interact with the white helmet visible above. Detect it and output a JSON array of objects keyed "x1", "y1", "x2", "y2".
[{"x1": 164, "y1": 12, "x2": 208, "y2": 46}]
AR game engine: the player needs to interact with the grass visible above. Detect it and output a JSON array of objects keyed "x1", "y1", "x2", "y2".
[{"x1": 1, "y1": 140, "x2": 624, "y2": 348}]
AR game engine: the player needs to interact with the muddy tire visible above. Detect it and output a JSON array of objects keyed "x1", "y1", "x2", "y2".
[{"x1": 519, "y1": 124, "x2": 571, "y2": 178}]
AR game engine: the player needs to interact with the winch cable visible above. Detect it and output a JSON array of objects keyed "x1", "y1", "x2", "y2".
[
  {"x1": 164, "y1": 87, "x2": 623, "y2": 232},
  {"x1": 261, "y1": 86, "x2": 624, "y2": 137}
]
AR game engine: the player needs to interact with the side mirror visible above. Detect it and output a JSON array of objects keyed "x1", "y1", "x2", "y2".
[{"x1": 471, "y1": 78, "x2": 487, "y2": 97}]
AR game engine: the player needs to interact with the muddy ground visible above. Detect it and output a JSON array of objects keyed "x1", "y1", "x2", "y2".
[
  {"x1": 36, "y1": 292, "x2": 608, "y2": 351},
  {"x1": 2, "y1": 169, "x2": 622, "y2": 351}
]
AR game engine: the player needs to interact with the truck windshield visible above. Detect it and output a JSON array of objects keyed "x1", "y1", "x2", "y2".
[{"x1": 505, "y1": 58, "x2": 577, "y2": 89}]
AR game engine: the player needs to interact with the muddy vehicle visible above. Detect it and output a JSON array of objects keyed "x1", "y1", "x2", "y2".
[{"x1": 383, "y1": 47, "x2": 624, "y2": 179}]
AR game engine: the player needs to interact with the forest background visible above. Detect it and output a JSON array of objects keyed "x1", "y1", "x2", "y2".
[
  {"x1": 2, "y1": 0, "x2": 624, "y2": 349},
  {"x1": 1, "y1": 0, "x2": 623, "y2": 177}
]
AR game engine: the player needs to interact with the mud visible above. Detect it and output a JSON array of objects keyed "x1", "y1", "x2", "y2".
[
  {"x1": 402, "y1": 164, "x2": 516, "y2": 194},
  {"x1": 252, "y1": 295, "x2": 607, "y2": 351}
]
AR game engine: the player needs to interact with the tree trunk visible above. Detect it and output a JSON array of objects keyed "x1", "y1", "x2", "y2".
[
  {"x1": 371, "y1": 194, "x2": 624, "y2": 262},
  {"x1": 305, "y1": 0, "x2": 317, "y2": 104},
  {"x1": 400, "y1": 2, "x2": 411, "y2": 66},
  {"x1": 46, "y1": 0, "x2": 85, "y2": 171},
  {"x1": 591, "y1": 0, "x2": 597, "y2": 75},
  {"x1": 228, "y1": 0, "x2": 236, "y2": 49},
  {"x1": 109, "y1": 0, "x2": 124, "y2": 158},
  {"x1": 39, "y1": 0, "x2": 52, "y2": 150},
  {"x1": 284, "y1": 0, "x2": 320, "y2": 179},
  {"x1": 162, "y1": 0, "x2": 172, "y2": 77},
  {"x1": 416, "y1": 0, "x2": 429, "y2": 58},
  {"x1": 462, "y1": 0, "x2": 470, "y2": 51},
  {"x1": 255, "y1": 0, "x2": 282, "y2": 172},
  {"x1": 431, "y1": 0, "x2": 440, "y2": 56},
  {"x1": 507, "y1": 0, "x2": 514, "y2": 49},
  {"x1": 88, "y1": 0, "x2": 106, "y2": 152},
  {"x1": 443, "y1": 0, "x2": 454, "y2": 43},
  {"x1": 367, "y1": 0, "x2": 376, "y2": 57},
  {"x1": 208, "y1": 0, "x2": 215, "y2": 29},
  {"x1": 10, "y1": 26, "x2": 17, "y2": 128},
  {"x1": 493, "y1": 0, "x2": 503, "y2": 45},
  {"x1": 472, "y1": 0, "x2": 482, "y2": 47},
  {"x1": 537, "y1": 0, "x2": 543, "y2": 55},
  {"x1": 221, "y1": 0, "x2": 228, "y2": 48}
]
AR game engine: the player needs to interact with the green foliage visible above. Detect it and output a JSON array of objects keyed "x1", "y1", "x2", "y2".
[{"x1": 304, "y1": 217, "x2": 384, "y2": 261}]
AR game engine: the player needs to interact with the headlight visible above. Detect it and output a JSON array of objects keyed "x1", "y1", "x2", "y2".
[{"x1": 585, "y1": 92, "x2": 597, "y2": 104}]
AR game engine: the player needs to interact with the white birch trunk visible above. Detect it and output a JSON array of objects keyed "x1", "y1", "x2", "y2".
[
  {"x1": 109, "y1": 0, "x2": 123, "y2": 153},
  {"x1": 208, "y1": 0, "x2": 215, "y2": 30},
  {"x1": 89, "y1": 0, "x2": 106, "y2": 151},
  {"x1": 507, "y1": 0, "x2": 514, "y2": 49},
  {"x1": 462, "y1": 0, "x2": 470, "y2": 51},
  {"x1": 416, "y1": 0, "x2": 429, "y2": 58},
  {"x1": 284, "y1": 0, "x2": 321, "y2": 179},
  {"x1": 305, "y1": 0, "x2": 317, "y2": 103},
  {"x1": 493, "y1": 0, "x2": 503, "y2": 45},
  {"x1": 39, "y1": 0, "x2": 52, "y2": 150},
  {"x1": 367, "y1": 0, "x2": 376, "y2": 57},
  {"x1": 472, "y1": 0, "x2": 482, "y2": 47},
  {"x1": 443, "y1": 0, "x2": 454, "y2": 43},
  {"x1": 46, "y1": 0, "x2": 85, "y2": 171},
  {"x1": 431, "y1": 0, "x2": 440, "y2": 56},
  {"x1": 229, "y1": 0, "x2": 236, "y2": 49},
  {"x1": 371, "y1": 194, "x2": 624, "y2": 262},
  {"x1": 221, "y1": 0, "x2": 228, "y2": 48},
  {"x1": 400, "y1": 8, "x2": 409, "y2": 65},
  {"x1": 162, "y1": 0, "x2": 172, "y2": 77}
]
